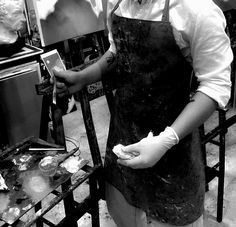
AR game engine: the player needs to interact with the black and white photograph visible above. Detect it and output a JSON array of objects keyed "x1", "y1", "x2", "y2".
[{"x1": 1, "y1": 1, "x2": 236, "y2": 227}]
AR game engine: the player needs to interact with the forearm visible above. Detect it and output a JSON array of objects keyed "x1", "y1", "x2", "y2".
[
  {"x1": 119, "y1": 92, "x2": 218, "y2": 169},
  {"x1": 79, "y1": 50, "x2": 116, "y2": 86},
  {"x1": 171, "y1": 92, "x2": 218, "y2": 140}
]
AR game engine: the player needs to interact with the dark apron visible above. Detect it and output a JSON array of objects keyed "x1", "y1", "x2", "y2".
[{"x1": 104, "y1": 0, "x2": 205, "y2": 225}]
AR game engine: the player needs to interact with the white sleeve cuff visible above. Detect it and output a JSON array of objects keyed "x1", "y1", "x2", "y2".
[{"x1": 197, "y1": 80, "x2": 231, "y2": 108}]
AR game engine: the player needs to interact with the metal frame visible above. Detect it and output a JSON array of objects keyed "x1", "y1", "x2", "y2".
[
  {"x1": 200, "y1": 108, "x2": 236, "y2": 222},
  {"x1": 37, "y1": 87, "x2": 103, "y2": 227}
]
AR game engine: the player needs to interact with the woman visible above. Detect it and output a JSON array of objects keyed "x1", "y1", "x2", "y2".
[{"x1": 53, "y1": 0, "x2": 233, "y2": 226}]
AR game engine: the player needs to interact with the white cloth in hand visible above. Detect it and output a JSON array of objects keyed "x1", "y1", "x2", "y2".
[{"x1": 117, "y1": 127, "x2": 179, "y2": 169}]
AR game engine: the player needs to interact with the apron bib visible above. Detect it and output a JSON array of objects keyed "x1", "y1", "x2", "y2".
[{"x1": 104, "y1": 0, "x2": 205, "y2": 225}]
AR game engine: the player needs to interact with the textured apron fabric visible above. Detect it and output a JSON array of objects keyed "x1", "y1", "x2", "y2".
[
  {"x1": 106, "y1": 183, "x2": 204, "y2": 227},
  {"x1": 104, "y1": 0, "x2": 205, "y2": 225}
]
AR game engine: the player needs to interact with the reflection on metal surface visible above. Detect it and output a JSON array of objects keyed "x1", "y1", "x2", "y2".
[
  {"x1": 0, "y1": 62, "x2": 42, "y2": 146},
  {"x1": 60, "y1": 156, "x2": 89, "y2": 173},
  {"x1": 0, "y1": 173, "x2": 9, "y2": 191},
  {"x1": 20, "y1": 170, "x2": 52, "y2": 203},
  {"x1": 2, "y1": 207, "x2": 20, "y2": 225},
  {"x1": 0, "y1": 139, "x2": 85, "y2": 225},
  {"x1": 0, "y1": 193, "x2": 10, "y2": 213}
]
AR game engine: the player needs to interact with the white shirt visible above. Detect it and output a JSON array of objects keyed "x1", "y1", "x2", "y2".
[{"x1": 106, "y1": 0, "x2": 233, "y2": 108}]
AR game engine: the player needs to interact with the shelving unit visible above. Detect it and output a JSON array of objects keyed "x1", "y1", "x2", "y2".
[
  {"x1": 35, "y1": 31, "x2": 109, "y2": 227},
  {"x1": 0, "y1": 45, "x2": 43, "y2": 151}
]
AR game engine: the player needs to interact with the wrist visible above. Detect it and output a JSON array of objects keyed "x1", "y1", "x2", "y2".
[
  {"x1": 152, "y1": 126, "x2": 179, "y2": 151},
  {"x1": 141, "y1": 126, "x2": 179, "y2": 149},
  {"x1": 75, "y1": 70, "x2": 87, "y2": 88},
  {"x1": 163, "y1": 126, "x2": 179, "y2": 144}
]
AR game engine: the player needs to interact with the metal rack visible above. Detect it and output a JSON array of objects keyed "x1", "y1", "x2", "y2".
[
  {"x1": 199, "y1": 110, "x2": 236, "y2": 223},
  {"x1": 198, "y1": 10, "x2": 236, "y2": 223},
  {"x1": 37, "y1": 84, "x2": 104, "y2": 227},
  {"x1": 33, "y1": 31, "x2": 110, "y2": 226}
]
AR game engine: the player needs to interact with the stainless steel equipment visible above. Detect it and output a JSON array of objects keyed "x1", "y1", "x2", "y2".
[{"x1": 0, "y1": 61, "x2": 42, "y2": 145}]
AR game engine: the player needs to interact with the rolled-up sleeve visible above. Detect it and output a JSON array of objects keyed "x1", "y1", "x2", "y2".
[{"x1": 190, "y1": 4, "x2": 233, "y2": 108}]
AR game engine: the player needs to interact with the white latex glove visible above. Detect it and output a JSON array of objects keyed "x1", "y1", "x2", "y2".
[{"x1": 116, "y1": 127, "x2": 179, "y2": 169}]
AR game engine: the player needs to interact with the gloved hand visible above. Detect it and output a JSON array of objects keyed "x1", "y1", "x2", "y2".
[{"x1": 116, "y1": 127, "x2": 179, "y2": 169}]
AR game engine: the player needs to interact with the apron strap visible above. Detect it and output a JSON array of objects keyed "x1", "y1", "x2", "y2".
[
  {"x1": 111, "y1": 0, "x2": 123, "y2": 16},
  {"x1": 162, "y1": 0, "x2": 170, "y2": 22},
  {"x1": 111, "y1": 0, "x2": 170, "y2": 22}
]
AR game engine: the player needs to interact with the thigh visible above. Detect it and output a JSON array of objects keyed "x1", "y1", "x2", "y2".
[
  {"x1": 105, "y1": 183, "x2": 204, "y2": 227},
  {"x1": 147, "y1": 216, "x2": 204, "y2": 227},
  {"x1": 105, "y1": 183, "x2": 147, "y2": 227}
]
